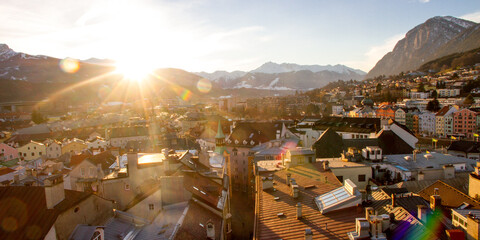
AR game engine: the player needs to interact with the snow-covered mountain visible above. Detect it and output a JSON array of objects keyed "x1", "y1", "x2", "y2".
[
  {"x1": 251, "y1": 62, "x2": 366, "y2": 75},
  {"x1": 82, "y1": 58, "x2": 116, "y2": 66},
  {"x1": 0, "y1": 43, "x2": 114, "y2": 83},
  {"x1": 195, "y1": 62, "x2": 366, "y2": 89}
]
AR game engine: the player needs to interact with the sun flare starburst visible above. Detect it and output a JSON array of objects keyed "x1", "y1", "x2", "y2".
[{"x1": 114, "y1": 60, "x2": 156, "y2": 82}]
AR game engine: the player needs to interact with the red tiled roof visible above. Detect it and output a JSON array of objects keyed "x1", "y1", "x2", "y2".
[
  {"x1": 69, "y1": 152, "x2": 92, "y2": 167},
  {"x1": 183, "y1": 171, "x2": 223, "y2": 209},
  {"x1": 254, "y1": 164, "x2": 364, "y2": 240},
  {"x1": 417, "y1": 180, "x2": 480, "y2": 209},
  {"x1": 0, "y1": 167, "x2": 15, "y2": 176},
  {"x1": 174, "y1": 200, "x2": 222, "y2": 240},
  {"x1": 436, "y1": 106, "x2": 451, "y2": 116},
  {"x1": 0, "y1": 186, "x2": 92, "y2": 239}
]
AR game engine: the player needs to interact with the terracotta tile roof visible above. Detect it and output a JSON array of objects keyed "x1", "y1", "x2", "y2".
[
  {"x1": 174, "y1": 200, "x2": 222, "y2": 240},
  {"x1": 367, "y1": 189, "x2": 445, "y2": 239},
  {"x1": 313, "y1": 116, "x2": 381, "y2": 134},
  {"x1": 227, "y1": 121, "x2": 284, "y2": 147},
  {"x1": 417, "y1": 180, "x2": 480, "y2": 209},
  {"x1": 87, "y1": 150, "x2": 116, "y2": 170},
  {"x1": 0, "y1": 186, "x2": 92, "y2": 239},
  {"x1": 0, "y1": 167, "x2": 15, "y2": 176},
  {"x1": 436, "y1": 106, "x2": 451, "y2": 116},
  {"x1": 183, "y1": 171, "x2": 223, "y2": 209},
  {"x1": 123, "y1": 180, "x2": 161, "y2": 211},
  {"x1": 69, "y1": 152, "x2": 92, "y2": 167},
  {"x1": 254, "y1": 164, "x2": 364, "y2": 240}
]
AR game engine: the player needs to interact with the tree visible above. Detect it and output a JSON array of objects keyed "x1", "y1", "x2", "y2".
[
  {"x1": 376, "y1": 83, "x2": 382, "y2": 93},
  {"x1": 431, "y1": 90, "x2": 437, "y2": 99},
  {"x1": 417, "y1": 82, "x2": 425, "y2": 92},
  {"x1": 464, "y1": 94, "x2": 475, "y2": 105},
  {"x1": 426, "y1": 99, "x2": 440, "y2": 112},
  {"x1": 31, "y1": 110, "x2": 47, "y2": 124}
]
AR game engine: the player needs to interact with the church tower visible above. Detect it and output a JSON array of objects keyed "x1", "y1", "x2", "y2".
[{"x1": 215, "y1": 120, "x2": 226, "y2": 154}]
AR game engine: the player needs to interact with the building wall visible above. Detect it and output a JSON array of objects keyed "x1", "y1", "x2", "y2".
[
  {"x1": 160, "y1": 176, "x2": 191, "y2": 205},
  {"x1": 54, "y1": 195, "x2": 114, "y2": 240},
  {"x1": 87, "y1": 139, "x2": 109, "y2": 149},
  {"x1": 419, "y1": 112, "x2": 435, "y2": 136},
  {"x1": 436, "y1": 116, "x2": 445, "y2": 137},
  {"x1": 46, "y1": 142, "x2": 62, "y2": 159},
  {"x1": 126, "y1": 188, "x2": 162, "y2": 221},
  {"x1": 101, "y1": 178, "x2": 136, "y2": 210},
  {"x1": 0, "y1": 143, "x2": 19, "y2": 161},
  {"x1": 453, "y1": 109, "x2": 477, "y2": 139},
  {"x1": 70, "y1": 160, "x2": 103, "y2": 192},
  {"x1": 330, "y1": 166, "x2": 372, "y2": 189},
  {"x1": 227, "y1": 146, "x2": 250, "y2": 192},
  {"x1": 110, "y1": 136, "x2": 148, "y2": 148},
  {"x1": 17, "y1": 142, "x2": 46, "y2": 161},
  {"x1": 469, "y1": 174, "x2": 480, "y2": 199},
  {"x1": 62, "y1": 142, "x2": 88, "y2": 155}
]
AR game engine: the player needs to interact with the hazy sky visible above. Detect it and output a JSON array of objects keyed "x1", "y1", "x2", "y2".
[{"x1": 1, "y1": 0, "x2": 480, "y2": 73}]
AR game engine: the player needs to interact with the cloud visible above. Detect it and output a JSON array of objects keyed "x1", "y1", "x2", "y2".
[
  {"x1": 343, "y1": 33, "x2": 404, "y2": 72},
  {"x1": 460, "y1": 11, "x2": 480, "y2": 23},
  {"x1": 419, "y1": 0, "x2": 430, "y2": 3}
]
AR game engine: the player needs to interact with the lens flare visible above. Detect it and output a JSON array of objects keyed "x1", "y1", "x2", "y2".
[
  {"x1": 173, "y1": 86, "x2": 193, "y2": 101},
  {"x1": 59, "y1": 58, "x2": 80, "y2": 73},
  {"x1": 197, "y1": 78, "x2": 212, "y2": 93}
]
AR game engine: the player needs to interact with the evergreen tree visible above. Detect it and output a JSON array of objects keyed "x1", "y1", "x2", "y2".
[
  {"x1": 31, "y1": 110, "x2": 46, "y2": 124},
  {"x1": 464, "y1": 94, "x2": 475, "y2": 105}
]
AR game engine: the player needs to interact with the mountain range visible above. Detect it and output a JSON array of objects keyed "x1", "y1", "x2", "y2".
[
  {"x1": 367, "y1": 16, "x2": 480, "y2": 78},
  {"x1": 196, "y1": 62, "x2": 366, "y2": 90}
]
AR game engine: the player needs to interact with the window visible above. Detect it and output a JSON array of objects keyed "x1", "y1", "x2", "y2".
[
  {"x1": 90, "y1": 167, "x2": 95, "y2": 177},
  {"x1": 149, "y1": 204, "x2": 154, "y2": 210},
  {"x1": 31, "y1": 152, "x2": 35, "y2": 156},
  {"x1": 124, "y1": 183, "x2": 130, "y2": 190},
  {"x1": 358, "y1": 174, "x2": 366, "y2": 182}
]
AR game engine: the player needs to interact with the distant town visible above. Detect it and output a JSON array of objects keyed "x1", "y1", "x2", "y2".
[{"x1": 0, "y1": 62, "x2": 480, "y2": 240}]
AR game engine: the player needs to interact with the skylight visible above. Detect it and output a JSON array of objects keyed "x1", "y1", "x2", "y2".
[{"x1": 315, "y1": 179, "x2": 361, "y2": 214}]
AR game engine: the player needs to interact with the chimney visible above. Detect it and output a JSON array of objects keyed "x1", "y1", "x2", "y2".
[
  {"x1": 413, "y1": 150, "x2": 417, "y2": 162},
  {"x1": 262, "y1": 177, "x2": 273, "y2": 190},
  {"x1": 418, "y1": 171, "x2": 425, "y2": 181},
  {"x1": 44, "y1": 174, "x2": 65, "y2": 209},
  {"x1": 290, "y1": 178, "x2": 299, "y2": 198},
  {"x1": 286, "y1": 173, "x2": 291, "y2": 186},
  {"x1": 475, "y1": 161, "x2": 480, "y2": 176},
  {"x1": 430, "y1": 188, "x2": 442, "y2": 212},
  {"x1": 304, "y1": 228, "x2": 313, "y2": 240},
  {"x1": 323, "y1": 160, "x2": 329, "y2": 171},
  {"x1": 467, "y1": 213, "x2": 480, "y2": 240},
  {"x1": 443, "y1": 164, "x2": 455, "y2": 179},
  {"x1": 206, "y1": 220, "x2": 215, "y2": 240},
  {"x1": 296, "y1": 203, "x2": 302, "y2": 219},
  {"x1": 365, "y1": 207, "x2": 374, "y2": 221},
  {"x1": 276, "y1": 130, "x2": 280, "y2": 139},
  {"x1": 13, "y1": 174, "x2": 19, "y2": 184},
  {"x1": 127, "y1": 152, "x2": 138, "y2": 176},
  {"x1": 391, "y1": 194, "x2": 396, "y2": 207},
  {"x1": 417, "y1": 205, "x2": 428, "y2": 222}
]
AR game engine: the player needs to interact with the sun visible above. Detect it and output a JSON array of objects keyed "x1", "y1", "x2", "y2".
[{"x1": 114, "y1": 59, "x2": 155, "y2": 82}]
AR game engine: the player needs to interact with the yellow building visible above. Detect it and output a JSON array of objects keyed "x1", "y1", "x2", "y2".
[
  {"x1": 17, "y1": 140, "x2": 46, "y2": 161},
  {"x1": 62, "y1": 139, "x2": 88, "y2": 155}
]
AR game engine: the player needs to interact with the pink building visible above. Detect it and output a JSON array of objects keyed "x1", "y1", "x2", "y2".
[
  {"x1": 0, "y1": 143, "x2": 19, "y2": 162},
  {"x1": 453, "y1": 109, "x2": 478, "y2": 139}
]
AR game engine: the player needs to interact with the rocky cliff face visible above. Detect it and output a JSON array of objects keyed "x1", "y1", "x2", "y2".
[{"x1": 366, "y1": 16, "x2": 476, "y2": 79}]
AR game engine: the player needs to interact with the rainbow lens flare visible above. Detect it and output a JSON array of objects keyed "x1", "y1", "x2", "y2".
[{"x1": 197, "y1": 78, "x2": 212, "y2": 93}]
